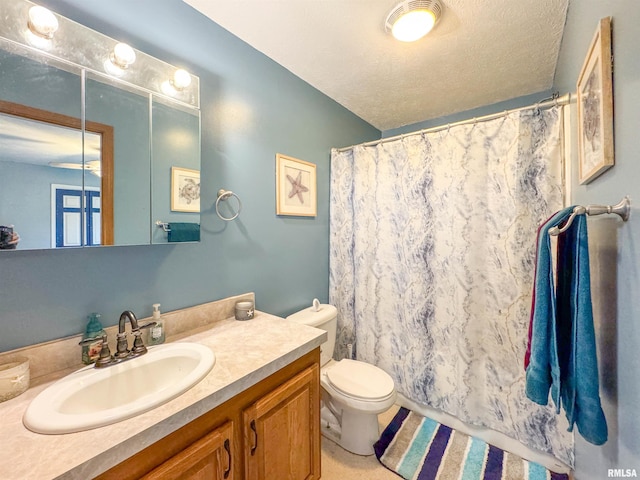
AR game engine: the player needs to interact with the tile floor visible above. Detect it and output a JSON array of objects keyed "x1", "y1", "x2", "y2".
[{"x1": 320, "y1": 404, "x2": 401, "y2": 479}]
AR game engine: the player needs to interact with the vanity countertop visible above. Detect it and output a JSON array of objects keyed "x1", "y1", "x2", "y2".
[{"x1": 0, "y1": 312, "x2": 325, "y2": 480}]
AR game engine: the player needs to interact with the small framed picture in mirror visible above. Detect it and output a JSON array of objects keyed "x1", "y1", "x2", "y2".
[
  {"x1": 577, "y1": 17, "x2": 614, "y2": 185},
  {"x1": 171, "y1": 166, "x2": 200, "y2": 212}
]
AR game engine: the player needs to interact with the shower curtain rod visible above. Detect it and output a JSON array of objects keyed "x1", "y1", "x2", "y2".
[{"x1": 335, "y1": 92, "x2": 574, "y2": 153}]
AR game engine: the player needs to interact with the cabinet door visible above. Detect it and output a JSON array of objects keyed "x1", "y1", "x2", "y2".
[
  {"x1": 142, "y1": 420, "x2": 234, "y2": 480},
  {"x1": 243, "y1": 364, "x2": 320, "y2": 480}
]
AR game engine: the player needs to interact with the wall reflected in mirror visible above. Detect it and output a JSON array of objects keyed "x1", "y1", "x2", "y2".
[
  {"x1": 152, "y1": 100, "x2": 200, "y2": 245},
  {"x1": 0, "y1": 0, "x2": 200, "y2": 251},
  {"x1": 85, "y1": 74, "x2": 149, "y2": 246}
]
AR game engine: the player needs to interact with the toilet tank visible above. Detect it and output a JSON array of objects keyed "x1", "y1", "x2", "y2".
[{"x1": 286, "y1": 303, "x2": 337, "y2": 366}]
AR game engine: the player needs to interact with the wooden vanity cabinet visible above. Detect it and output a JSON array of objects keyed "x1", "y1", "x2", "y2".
[
  {"x1": 96, "y1": 348, "x2": 320, "y2": 480},
  {"x1": 244, "y1": 364, "x2": 318, "y2": 479},
  {"x1": 142, "y1": 421, "x2": 233, "y2": 480}
]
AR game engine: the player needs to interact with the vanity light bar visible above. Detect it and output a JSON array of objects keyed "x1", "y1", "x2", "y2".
[{"x1": 0, "y1": 0, "x2": 200, "y2": 108}]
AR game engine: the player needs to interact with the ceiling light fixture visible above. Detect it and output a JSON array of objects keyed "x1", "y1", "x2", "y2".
[{"x1": 385, "y1": 0, "x2": 443, "y2": 42}]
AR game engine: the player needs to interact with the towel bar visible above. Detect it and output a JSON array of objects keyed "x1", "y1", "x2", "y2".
[
  {"x1": 155, "y1": 221, "x2": 171, "y2": 232},
  {"x1": 549, "y1": 196, "x2": 630, "y2": 236}
]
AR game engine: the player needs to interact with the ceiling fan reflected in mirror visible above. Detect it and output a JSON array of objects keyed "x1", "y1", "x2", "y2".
[{"x1": 49, "y1": 159, "x2": 101, "y2": 177}]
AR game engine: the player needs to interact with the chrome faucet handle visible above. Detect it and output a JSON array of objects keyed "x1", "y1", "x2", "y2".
[
  {"x1": 138, "y1": 321, "x2": 157, "y2": 331},
  {"x1": 78, "y1": 334, "x2": 113, "y2": 368},
  {"x1": 78, "y1": 334, "x2": 106, "y2": 347},
  {"x1": 96, "y1": 342, "x2": 113, "y2": 367},
  {"x1": 130, "y1": 330, "x2": 147, "y2": 355},
  {"x1": 130, "y1": 322, "x2": 156, "y2": 356}
]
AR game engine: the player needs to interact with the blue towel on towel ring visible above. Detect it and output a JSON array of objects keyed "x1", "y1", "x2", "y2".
[
  {"x1": 525, "y1": 207, "x2": 607, "y2": 445},
  {"x1": 167, "y1": 223, "x2": 200, "y2": 243}
]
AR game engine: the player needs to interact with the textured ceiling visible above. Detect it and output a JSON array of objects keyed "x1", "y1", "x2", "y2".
[{"x1": 183, "y1": 0, "x2": 569, "y2": 131}]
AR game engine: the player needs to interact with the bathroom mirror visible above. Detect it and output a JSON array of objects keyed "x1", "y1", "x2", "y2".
[{"x1": 0, "y1": 0, "x2": 201, "y2": 250}]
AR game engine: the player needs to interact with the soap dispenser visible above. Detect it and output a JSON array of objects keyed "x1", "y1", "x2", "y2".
[
  {"x1": 148, "y1": 303, "x2": 165, "y2": 345},
  {"x1": 82, "y1": 313, "x2": 106, "y2": 365}
]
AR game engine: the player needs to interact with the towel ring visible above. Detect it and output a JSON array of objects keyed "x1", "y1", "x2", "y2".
[{"x1": 216, "y1": 189, "x2": 242, "y2": 221}]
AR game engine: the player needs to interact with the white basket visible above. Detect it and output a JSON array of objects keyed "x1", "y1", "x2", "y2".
[{"x1": 0, "y1": 357, "x2": 30, "y2": 402}]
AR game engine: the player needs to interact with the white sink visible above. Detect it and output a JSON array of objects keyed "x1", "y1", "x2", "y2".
[{"x1": 23, "y1": 342, "x2": 215, "y2": 434}]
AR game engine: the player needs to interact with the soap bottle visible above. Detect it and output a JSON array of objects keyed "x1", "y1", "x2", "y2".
[
  {"x1": 148, "y1": 303, "x2": 165, "y2": 345},
  {"x1": 82, "y1": 313, "x2": 106, "y2": 365}
]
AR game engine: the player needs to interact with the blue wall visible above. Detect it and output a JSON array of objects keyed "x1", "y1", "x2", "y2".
[
  {"x1": 553, "y1": 1, "x2": 640, "y2": 477},
  {"x1": 0, "y1": 0, "x2": 379, "y2": 351}
]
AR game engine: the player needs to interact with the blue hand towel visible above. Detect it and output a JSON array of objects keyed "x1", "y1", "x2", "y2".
[
  {"x1": 556, "y1": 213, "x2": 607, "y2": 445},
  {"x1": 167, "y1": 223, "x2": 200, "y2": 242}
]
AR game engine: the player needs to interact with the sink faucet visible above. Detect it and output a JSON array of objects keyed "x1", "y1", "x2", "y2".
[
  {"x1": 116, "y1": 310, "x2": 155, "y2": 358},
  {"x1": 79, "y1": 310, "x2": 156, "y2": 368}
]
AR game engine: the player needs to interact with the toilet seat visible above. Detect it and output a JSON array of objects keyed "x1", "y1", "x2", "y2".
[{"x1": 325, "y1": 359, "x2": 395, "y2": 401}]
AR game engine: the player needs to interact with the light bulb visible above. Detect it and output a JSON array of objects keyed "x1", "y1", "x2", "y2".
[
  {"x1": 392, "y1": 10, "x2": 436, "y2": 42},
  {"x1": 172, "y1": 69, "x2": 192, "y2": 90},
  {"x1": 110, "y1": 43, "x2": 136, "y2": 69},
  {"x1": 28, "y1": 6, "x2": 59, "y2": 39},
  {"x1": 104, "y1": 43, "x2": 136, "y2": 76},
  {"x1": 161, "y1": 69, "x2": 192, "y2": 96}
]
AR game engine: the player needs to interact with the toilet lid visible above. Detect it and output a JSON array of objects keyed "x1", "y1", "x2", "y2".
[{"x1": 326, "y1": 359, "x2": 394, "y2": 400}]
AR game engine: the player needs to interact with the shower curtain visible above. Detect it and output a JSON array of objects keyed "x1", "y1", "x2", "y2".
[{"x1": 329, "y1": 106, "x2": 573, "y2": 466}]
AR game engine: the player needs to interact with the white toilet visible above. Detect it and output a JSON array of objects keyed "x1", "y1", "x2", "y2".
[{"x1": 287, "y1": 301, "x2": 396, "y2": 455}]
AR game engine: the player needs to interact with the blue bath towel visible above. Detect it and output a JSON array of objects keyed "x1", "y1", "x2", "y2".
[
  {"x1": 526, "y1": 207, "x2": 574, "y2": 409},
  {"x1": 555, "y1": 213, "x2": 607, "y2": 445},
  {"x1": 525, "y1": 208, "x2": 607, "y2": 445}
]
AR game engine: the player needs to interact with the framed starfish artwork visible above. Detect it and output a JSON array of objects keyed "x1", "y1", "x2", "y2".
[
  {"x1": 577, "y1": 17, "x2": 613, "y2": 184},
  {"x1": 276, "y1": 153, "x2": 317, "y2": 216}
]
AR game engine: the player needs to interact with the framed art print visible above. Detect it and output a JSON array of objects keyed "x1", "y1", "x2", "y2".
[
  {"x1": 276, "y1": 154, "x2": 317, "y2": 217},
  {"x1": 171, "y1": 166, "x2": 200, "y2": 212},
  {"x1": 577, "y1": 17, "x2": 614, "y2": 184}
]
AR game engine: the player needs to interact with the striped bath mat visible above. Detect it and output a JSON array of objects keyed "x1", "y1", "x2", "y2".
[{"x1": 374, "y1": 407, "x2": 569, "y2": 480}]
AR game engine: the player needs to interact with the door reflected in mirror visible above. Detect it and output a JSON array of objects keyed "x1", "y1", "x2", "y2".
[{"x1": 0, "y1": 101, "x2": 114, "y2": 249}]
